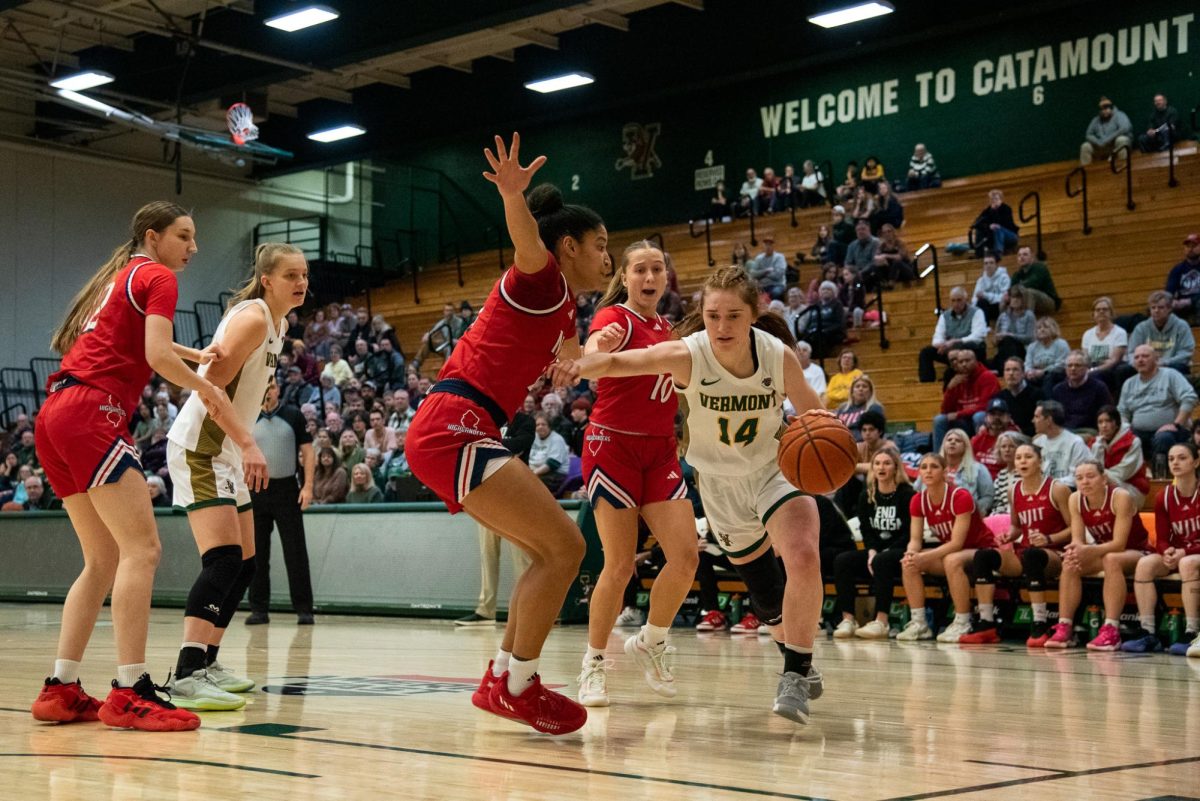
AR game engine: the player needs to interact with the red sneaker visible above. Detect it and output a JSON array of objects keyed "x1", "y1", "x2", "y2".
[
  {"x1": 31, "y1": 678, "x2": 101, "y2": 723},
  {"x1": 487, "y1": 672, "x2": 587, "y2": 735},
  {"x1": 958, "y1": 625, "x2": 1001, "y2": 645},
  {"x1": 472, "y1": 661, "x2": 500, "y2": 712},
  {"x1": 1026, "y1": 621, "x2": 1052, "y2": 648},
  {"x1": 98, "y1": 675, "x2": 200, "y2": 732},
  {"x1": 730, "y1": 613, "x2": 762, "y2": 634},
  {"x1": 695, "y1": 610, "x2": 728, "y2": 631}
]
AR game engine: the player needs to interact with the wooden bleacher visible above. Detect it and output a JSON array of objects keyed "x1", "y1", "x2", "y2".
[{"x1": 356, "y1": 144, "x2": 1200, "y2": 430}]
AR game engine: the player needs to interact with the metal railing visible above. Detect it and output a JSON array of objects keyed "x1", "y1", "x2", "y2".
[
  {"x1": 914, "y1": 243, "x2": 943, "y2": 315},
  {"x1": 1065, "y1": 166, "x2": 1092, "y2": 235},
  {"x1": 688, "y1": 216, "x2": 716, "y2": 267},
  {"x1": 1109, "y1": 145, "x2": 1135, "y2": 211},
  {"x1": 253, "y1": 215, "x2": 327, "y2": 264},
  {"x1": 861, "y1": 279, "x2": 890, "y2": 351},
  {"x1": 1168, "y1": 131, "x2": 1180, "y2": 188},
  {"x1": 28, "y1": 358, "x2": 60, "y2": 408},
  {"x1": 194, "y1": 300, "x2": 223, "y2": 345},
  {"x1": 0, "y1": 367, "x2": 37, "y2": 419},
  {"x1": 1018, "y1": 191, "x2": 1046, "y2": 260},
  {"x1": 818, "y1": 159, "x2": 836, "y2": 207}
]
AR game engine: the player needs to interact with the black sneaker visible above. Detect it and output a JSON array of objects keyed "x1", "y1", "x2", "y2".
[
  {"x1": 244, "y1": 611, "x2": 269, "y2": 625},
  {"x1": 296, "y1": 612, "x2": 315, "y2": 625},
  {"x1": 455, "y1": 613, "x2": 496, "y2": 627}
]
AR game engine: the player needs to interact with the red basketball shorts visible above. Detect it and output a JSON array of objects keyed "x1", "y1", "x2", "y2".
[
  {"x1": 36, "y1": 384, "x2": 142, "y2": 499},
  {"x1": 405, "y1": 392, "x2": 514, "y2": 514},
  {"x1": 581, "y1": 424, "x2": 687, "y2": 510}
]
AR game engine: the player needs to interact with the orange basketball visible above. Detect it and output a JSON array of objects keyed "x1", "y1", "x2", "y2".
[{"x1": 777, "y1": 412, "x2": 858, "y2": 494}]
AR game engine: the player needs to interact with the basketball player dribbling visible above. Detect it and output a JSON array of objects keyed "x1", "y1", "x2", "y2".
[
  {"x1": 552, "y1": 265, "x2": 832, "y2": 724},
  {"x1": 575, "y1": 240, "x2": 698, "y2": 707},
  {"x1": 405, "y1": 133, "x2": 609, "y2": 735},
  {"x1": 31, "y1": 201, "x2": 235, "y2": 731}
]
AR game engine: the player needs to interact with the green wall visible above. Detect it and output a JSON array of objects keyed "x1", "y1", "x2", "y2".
[{"x1": 395, "y1": 2, "x2": 1197, "y2": 247}]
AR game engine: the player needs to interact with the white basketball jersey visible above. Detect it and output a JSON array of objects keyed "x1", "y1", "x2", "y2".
[
  {"x1": 169, "y1": 299, "x2": 284, "y2": 457},
  {"x1": 678, "y1": 326, "x2": 787, "y2": 476}
]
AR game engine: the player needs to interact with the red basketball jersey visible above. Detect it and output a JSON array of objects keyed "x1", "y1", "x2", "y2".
[
  {"x1": 911, "y1": 485, "x2": 994, "y2": 549},
  {"x1": 437, "y1": 252, "x2": 576, "y2": 420},
  {"x1": 1154, "y1": 484, "x2": 1200, "y2": 554},
  {"x1": 1012, "y1": 476, "x2": 1069, "y2": 550},
  {"x1": 50, "y1": 255, "x2": 178, "y2": 411},
  {"x1": 588, "y1": 303, "x2": 676, "y2": 437},
  {"x1": 1080, "y1": 484, "x2": 1149, "y2": 550}
]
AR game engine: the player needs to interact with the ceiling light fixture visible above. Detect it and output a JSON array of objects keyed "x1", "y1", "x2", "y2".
[
  {"x1": 50, "y1": 70, "x2": 115, "y2": 91},
  {"x1": 523, "y1": 72, "x2": 594, "y2": 94},
  {"x1": 56, "y1": 89, "x2": 118, "y2": 116},
  {"x1": 265, "y1": 5, "x2": 339, "y2": 32},
  {"x1": 307, "y1": 124, "x2": 365, "y2": 143},
  {"x1": 807, "y1": 1, "x2": 894, "y2": 28}
]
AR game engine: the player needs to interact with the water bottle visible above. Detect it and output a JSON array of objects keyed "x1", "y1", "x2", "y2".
[
  {"x1": 1164, "y1": 608, "x2": 1183, "y2": 644},
  {"x1": 730, "y1": 594, "x2": 743, "y2": 624},
  {"x1": 1085, "y1": 605, "x2": 1102, "y2": 641}
]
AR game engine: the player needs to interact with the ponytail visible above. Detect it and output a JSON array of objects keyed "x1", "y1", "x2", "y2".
[{"x1": 227, "y1": 242, "x2": 304, "y2": 311}]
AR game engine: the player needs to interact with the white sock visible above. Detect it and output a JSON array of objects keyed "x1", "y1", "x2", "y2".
[
  {"x1": 583, "y1": 646, "x2": 605, "y2": 666},
  {"x1": 1139, "y1": 615, "x2": 1156, "y2": 632},
  {"x1": 506, "y1": 656, "x2": 538, "y2": 697},
  {"x1": 1104, "y1": 618, "x2": 1119, "y2": 629},
  {"x1": 978, "y1": 604, "x2": 995, "y2": 623},
  {"x1": 909, "y1": 608, "x2": 926, "y2": 624},
  {"x1": 1186, "y1": 617, "x2": 1199, "y2": 633},
  {"x1": 491, "y1": 649, "x2": 510, "y2": 677},
  {"x1": 53, "y1": 659, "x2": 80, "y2": 684},
  {"x1": 181, "y1": 640, "x2": 206, "y2": 653},
  {"x1": 784, "y1": 643, "x2": 813, "y2": 654},
  {"x1": 116, "y1": 663, "x2": 147, "y2": 688},
  {"x1": 640, "y1": 623, "x2": 669, "y2": 648},
  {"x1": 1032, "y1": 603, "x2": 1048, "y2": 622},
  {"x1": 954, "y1": 612, "x2": 971, "y2": 625}
]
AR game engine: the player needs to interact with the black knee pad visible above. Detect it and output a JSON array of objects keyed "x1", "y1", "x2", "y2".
[
  {"x1": 1021, "y1": 547, "x2": 1049, "y2": 591},
  {"x1": 733, "y1": 548, "x2": 786, "y2": 626},
  {"x1": 185, "y1": 544, "x2": 243, "y2": 624},
  {"x1": 214, "y1": 558, "x2": 257, "y2": 630},
  {"x1": 972, "y1": 548, "x2": 1002, "y2": 585}
]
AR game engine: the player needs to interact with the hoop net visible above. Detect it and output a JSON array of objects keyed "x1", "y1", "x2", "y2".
[{"x1": 226, "y1": 102, "x2": 259, "y2": 146}]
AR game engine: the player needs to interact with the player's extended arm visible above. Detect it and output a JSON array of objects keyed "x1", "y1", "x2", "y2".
[
  {"x1": 782, "y1": 346, "x2": 824, "y2": 416},
  {"x1": 552, "y1": 340, "x2": 692, "y2": 388},
  {"x1": 483, "y1": 132, "x2": 549, "y2": 275}
]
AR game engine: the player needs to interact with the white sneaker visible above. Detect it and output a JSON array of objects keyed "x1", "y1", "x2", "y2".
[
  {"x1": 167, "y1": 669, "x2": 246, "y2": 710},
  {"x1": 206, "y1": 660, "x2": 255, "y2": 693},
  {"x1": 854, "y1": 620, "x2": 890, "y2": 640},
  {"x1": 614, "y1": 607, "x2": 645, "y2": 627},
  {"x1": 937, "y1": 619, "x2": 973, "y2": 643},
  {"x1": 896, "y1": 619, "x2": 933, "y2": 641},
  {"x1": 833, "y1": 619, "x2": 858, "y2": 639},
  {"x1": 624, "y1": 634, "x2": 677, "y2": 698},
  {"x1": 576, "y1": 659, "x2": 612, "y2": 707},
  {"x1": 1188, "y1": 639, "x2": 1200, "y2": 659}
]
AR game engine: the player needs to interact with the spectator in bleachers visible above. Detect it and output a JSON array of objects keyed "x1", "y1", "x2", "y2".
[
  {"x1": 364, "y1": 409, "x2": 398, "y2": 457},
  {"x1": 844, "y1": 220, "x2": 879, "y2": 278},
  {"x1": 1051, "y1": 350, "x2": 1112, "y2": 433},
  {"x1": 933, "y1": 349, "x2": 1000, "y2": 450},
  {"x1": 529, "y1": 412, "x2": 570, "y2": 494},
  {"x1": 346, "y1": 463, "x2": 384, "y2": 504},
  {"x1": 783, "y1": 287, "x2": 807, "y2": 339},
  {"x1": 834, "y1": 375, "x2": 884, "y2": 442},
  {"x1": 1118, "y1": 345, "x2": 1197, "y2": 475},
  {"x1": 806, "y1": 263, "x2": 840, "y2": 306},
  {"x1": 370, "y1": 314, "x2": 402, "y2": 355},
  {"x1": 799, "y1": 160, "x2": 825, "y2": 208},
  {"x1": 859, "y1": 156, "x2": 884, "y2": 193},
  {"x1": 971, "y1": 252, "x2": 1009, "y2": 323},
  {"x1": 749, "y1": 236, "x2": 787, "y2": 300},
  {"x1": 970, "y1": 189, "x2": 1018, "y2": 257},
  {"x1": 280, "y1": 365, "x2": 314, "y2": 409},
  {"x1": 928, "y1": 428, "x2": 995, "y2": 514},
  {"x1": 759, "y1": 167, "x2": 780, "y2": 213},
  {"x1": 810, "y1": 225, "x2": 833, "y2": 265},
  {"x1": 349, "y1": 338, "x2": 371, "y2": 381},
  {"x1": 800, "y1": 281, "x2": 847, "y2": 359},
  {"x1": 0, "y1": 452, "x2": 18, "y2": 502},
  {"x1": 838, "y1": 267, "x2": 866, "y2": 329},
  {"x1": 1138, "y1": 92, "x2": 1180, "y2": 153},
  {"x1": 918, "y1": 286, "x2": 987, "y2": 383},
  {"x1": 380, "y1": 431, "x2": 411, "y2": 486},
  {"x1": 538, "y1": 391, "x2": 573, "y2": 443},
  {"x1": 322, "y1": 344, "x2": 354, "y2": 388},
  {"x1": 364, "y1": 448, "x2": 385, "y2": 488},
  {"x1": 335, "y1": 303, "x2": 357, "y2": 347},
  {"x1": 795, "y1": 341, "x2": 827, "y2": 398},
  {"x1": 849, "y1": 186, "x2": 875, "y2": 226},
  {"x1": 776, "y1": 165, "x2": 797, "y2": 211},
  {"x1": 338, "y1": 429, "x2": 365, "y2": 472},
  {"x1": 458, "y1": 300, "x2": 476, "y2": 332},
  {"x1": 1167, "y1": 233, "x2": 1200, "y2": 323},
  {"x1": 304, "y1": 307, "x2": 336, "y2": 358},
  {"x1": 829, "y1": 205, "x2": 855, "y2": 266},
  {"x1": 1007, "y1": 246, "x2": 1061, "y2": 316},
  {"x1": 387, "y1": 388, "x2": 415, "y2": 434},
  {"x1": 146, "y1": 475, "x2": 171, "y2": 509},
  {"x1": 730, "y1": 242, "x2": 751, "y2": 269},
  {"x1": 132, "y1": 401, "x2": 155, "y2": 452},
  {"x1": 738, "y1": 168, "x2": 763, "y2": 216},
  {"x1": 291, "y1": 339, "x2": 319, "y2": 384},
  {"x1": 366, "y1": 336, "x2": 406, "y2": 391},
  {"x1": 988, "y1": 431, "x2": 1029, "y2": 516},
  {"x1": 416, "y1": 376, "x2": 435, "y2": 408},
  {"x1": 151, "y1": 392, "x2": 176, "y2": 435},
  {"x1": 1081, "y1": 295, "x2": 1128, "y2": 394},
  {"x1": 312, "y1": 446, "x2": 349, "y2": 505},
  {"x1": 823, "y1": 350, "x2": 862, "y2": 409},
  {"x1": 906, "y1": 143, "x2": 940, "y2": 191},
  {"x1": 1032, "y1": 400, "x2": 1089, "y2": 488},
  {"x1": 1080, "y1": 95, "x2": 1133, "y2": 165},
  {"x1": 285, "y1": 310, "x2": 304, "y2": 341},
  {"x1": 1003, "y1": 352, "x2": 1041, "y2": 434},
  {"x1": 835, "y1": 161, "x2": 859, "y2": 203},
  {"x1": 412, "y1": 303, "x2": 466, "y2": 370},
  {"x1": 868, "y1": 182, "x2": 903, "y2": 234},
  {"x1": 971, "y1": 398, "x2": 1020, "y2": 479},
  {"x1": 22, "y1": 475, "x2": 59, "y2": 511},
  {"x1": 314, "y1": 373, "x2": 342, "y2": 413},
  {"x1": 12, "y1": 429, "x2": 38, "y2": 468},
  {"x1": 1090, "y1": 405, "x2": 1149, "y2": 509},
  {"x1": 1127, "y1": 290, "x2": 1196, "y2": 375},
  {"x1": 991, "y1": 285, "x2": 1036, "y2": 370},
  {"x1": 8, "y1": 464, "x2": 32, "y2": 505},
  {"x1": 1024, "y1": 317, "x2": 1070, "y2": 394},
  {"x1": 871, "y1": 224, "x2": 914, "y2": 286},
  {"x1": 347, "y1": 306, "x2": 373, "y2": 347},
  {"x1": 708, "y1": 179, "x2": 732, "y2": 222},
  {"x1": 566, "y1": 398, "x2": 590, "y2": 457}
]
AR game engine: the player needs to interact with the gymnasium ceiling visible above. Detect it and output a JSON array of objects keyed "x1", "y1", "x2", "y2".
[{"x1": 0, "y1": 0, "x2": 1079, "y2": 175}]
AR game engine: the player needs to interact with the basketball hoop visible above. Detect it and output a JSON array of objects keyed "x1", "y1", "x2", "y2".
[{"x1": 226, "y1": 102, "x2": 259, "y2": 146}]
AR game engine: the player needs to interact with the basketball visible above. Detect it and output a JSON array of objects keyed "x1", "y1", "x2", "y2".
[{"x1": 777, "y1": 412, "x2": 858, "y2": 494}]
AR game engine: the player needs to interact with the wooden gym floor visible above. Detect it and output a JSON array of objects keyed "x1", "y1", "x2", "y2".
[{"x1": 2, "y1": 603, "x2": 1198, "y2": 801}]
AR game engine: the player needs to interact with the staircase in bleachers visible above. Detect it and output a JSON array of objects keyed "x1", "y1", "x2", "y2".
[{"x1": 361, "y1": 145, "x2": 1199, "y2": 428}]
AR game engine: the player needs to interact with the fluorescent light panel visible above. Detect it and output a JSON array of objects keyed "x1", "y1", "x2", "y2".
[
  {"x1": 57, "y1": 89, "x2": 117, "y2": 115},
  {"x1": 523, "y1": 72, "x2": 594, "y2": 94},
  {"x1": 50, "y1": 70, "x2": 114, "y2": 91},
  {"x1": 265, "y1": 5, "x2": 339, "y2": 32},
  {"x1": 308, "y1": 124, "x2": 365, "y2": 143},
  {"x1": 807, "y1": 1, "x2": 894, "y2": 28}
]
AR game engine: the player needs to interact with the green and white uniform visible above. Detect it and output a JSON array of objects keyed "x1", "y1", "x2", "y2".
[
  {"x1": 678, "y1": 326, "x2": 800, "y2": 558},
  {"x1": 168, "y1": 299, "x2": 283, "y2": 511}
]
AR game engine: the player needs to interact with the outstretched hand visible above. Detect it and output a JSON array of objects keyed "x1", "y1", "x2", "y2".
[
  {"x1": 483, "y1": 133, "x2": 547, "y2": 198},
  {"x1": 592, "y1": 323, "x2": 625, "y2": 354},
  {"x1": 547, "y1": 359, "x2": 582, "y2": 389}
]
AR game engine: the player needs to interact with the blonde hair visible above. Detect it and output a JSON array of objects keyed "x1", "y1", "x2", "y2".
[
  {"x1": 351, "y1": 462, "x2": 376, "y2": 490},
  {"x1": 940, "y1": 428, "x2": 980, "y2": 483},
  {"x1": 596, "y1": 240, "x2": 664, "y2": 310},
  {"x1": 841, "y1": 374, "x2": 879, "y2": 411},
  {"x1": 866, "y1": 446, "x2": 911, "y2": 504},
  {"x1": 227, "y1": 242, "x2": 304, "y2": 310},
  {"x1": 52, "y1": 201, "x2": 189, "y2": 354}
]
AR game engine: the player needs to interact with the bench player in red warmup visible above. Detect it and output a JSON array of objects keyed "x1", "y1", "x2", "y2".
[
  {"x1": 406, "y1": 134, "x2": 609, "y2": 735},
  {"x1": 31, "y1": 202, "x2": 234, "y2": 731}
]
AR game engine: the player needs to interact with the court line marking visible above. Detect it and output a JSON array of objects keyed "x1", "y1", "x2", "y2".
[
  {"x1": 226, "y1": 724, "x2": 831, "y2": 800},
  {"x1": 964, "y1": 759, "x2": 1070, "y2": 774},
  {"x1": 875, "y1": 754, "x2": 1200, "y2": 801},
  {"x1": 0, "y1": 753, "x2": 319, "y2": 778}
]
